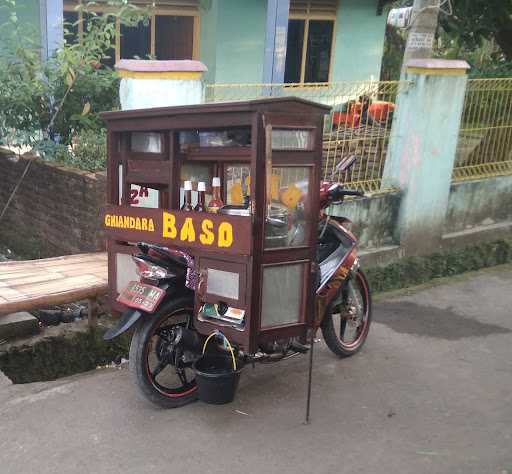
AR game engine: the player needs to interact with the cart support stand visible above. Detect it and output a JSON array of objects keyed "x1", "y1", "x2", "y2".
[{"x1": 304, "y1": 329, "x2": 316, "y2": 424}]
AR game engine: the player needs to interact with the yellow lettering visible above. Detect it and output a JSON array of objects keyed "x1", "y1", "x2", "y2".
[
  {"x1": 218, "y1": 222, "x2": 233, "y2": 248},
  {"x1": 148, "y1": 219, "x2": 155, "y2": 232},
  {"x1": 123, "y1": 216, "x2": 130, "y2": 228},
  {"x1": 141, "y1": 218, "x2": 148, "y2": 231},
  {"x1": 104, "y1": 214, "x2": 111, "y2": 226},
  {"x1": 199, "y1": 219, "x2": 214, "y2": 245},
  {"x1": 129, "y1": 217, "x2": 135, "y2": 228},
  {"x1": 162, "y1": 212, "x2": 176, "y2": 238},
  {"x1": 180, "y1": 217, "x2": 196, "y2": 243},
  {"x1": 135, "y1": 217, "x2": 141, "y2": 230}
]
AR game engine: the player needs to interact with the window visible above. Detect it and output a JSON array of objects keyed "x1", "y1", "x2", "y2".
[
  {"x1": 63, "y1": 11, "x2": 78, "y2": 45},
  {"x1": 285, "y1": 0, "x2": 337, "y2": 84},
  {"x1": 155, "y1": 15, "x2": 194, "y2": 60},
  {"x1": 120, "y1": 21, "x2": 151, "y2": 60},
  {"x1": 63, "y1": 2, "x2": 199, "y2": 66}
]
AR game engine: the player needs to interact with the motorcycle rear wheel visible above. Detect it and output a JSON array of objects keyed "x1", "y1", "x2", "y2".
[
  {"x1": 321, "y1": 269, "x2": 372, "y2": 358},
  {"x1": 129, "y1": 296, "x2": 198, "y2": 408}
]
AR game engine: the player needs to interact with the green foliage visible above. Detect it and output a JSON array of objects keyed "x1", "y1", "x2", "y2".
[
  {"x1": 0, "y1": 0, "x2": 147, "y2": 155},
  {"x1": 440, "y1": 0, "x2": 512, "y2": 62},
  {"x1": 366, "y1": 239, "x2": 512, "y2": 293},
  {"x1": 380, "y1": 1, "x2": 512, "y2": 79},
  {"x1": 68, "y1": 129, "x2": 107, "y2": 172}
]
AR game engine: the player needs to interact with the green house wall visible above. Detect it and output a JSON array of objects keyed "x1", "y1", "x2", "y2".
[
  {"x1": 0, "y1": 0, "x2": 40, "y2": 47},
  {"x1": 332, "y1": 0, "x2": 387, "y2": 82},
  {"x1": 200, "y1": 0, "x2": 386, "y2": 85},
  {"x1": 200, "y1": 0, "x2": 267, "y2": 84}
]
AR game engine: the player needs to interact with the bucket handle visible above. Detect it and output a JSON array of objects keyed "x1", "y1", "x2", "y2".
[{"x1": 202, "y1": 331, "x2": 237, "y2": 371}]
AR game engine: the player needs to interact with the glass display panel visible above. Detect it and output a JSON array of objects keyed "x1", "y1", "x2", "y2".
[
  {"x1": 225, "y1": 165, "x2": 250, "y2": 206},
  {"x1": 261, "y1": 264, "x2": 303, "y2": 327},
  {"x1": 272, "y1": 129, "x2": 312, "y2": 150},
  {"x1": 179, "y1": 129, "x2": 250, "y2": 149},
  {"x1": 206, "y1": 269, "x2": 240, "y2": 301},
  {"x1": 131, "y1": 132, "x2": 162, "y2": 153},
  {"x1": 265, "y1": 167, "x2": 311, "y2": 248},
  {"x1": 130, "y1": 185, "x2": 160, "y2": 209},
  {"x1": 116, "y1": 252, "x2": 138, "y2": 294},
  {"x1": 179, "y1": 164, "x2": 212, "y2": 208}
]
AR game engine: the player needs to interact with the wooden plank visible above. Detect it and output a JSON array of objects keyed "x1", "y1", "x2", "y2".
[
  {"x1": 11, "y1": 275, "x2": 103, "y2": 295},
  {"x1": 0, "y1": 285, "x2": 108, "y2": 316},
  {"x1": 4, "y1": 273, "x2": 63, "y2": 287}
]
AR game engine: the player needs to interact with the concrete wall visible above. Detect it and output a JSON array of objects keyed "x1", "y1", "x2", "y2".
[
  {"x1": 445, "y1": 176, "x2": 512, "y2": 234},
  {"x1": 328, "y1": 192, "x2": 401, "y2": 249},
  {"x1": 332, "y1": 0, "x2": 387, "y2": 82},
  {"x1": 0, "y1": 154, "x2": 106, "y2": 258}
]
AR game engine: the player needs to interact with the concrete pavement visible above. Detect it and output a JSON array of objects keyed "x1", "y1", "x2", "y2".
[{"x1": 1, "y1": 267, "x2": 511, "y2": 474}]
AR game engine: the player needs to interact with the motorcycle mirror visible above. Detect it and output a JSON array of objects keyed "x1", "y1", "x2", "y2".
[{"x1": 335, "y1": 155, "x2": 357, "y2": 174}]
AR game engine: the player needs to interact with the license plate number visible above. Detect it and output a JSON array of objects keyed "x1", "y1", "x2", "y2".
[{"x1": 117, "y1": 281, "x2": 165, "y2": 313}]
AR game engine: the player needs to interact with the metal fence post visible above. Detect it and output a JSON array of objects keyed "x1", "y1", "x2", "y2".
[{"x1": 382, "y1": 59, "x2": 470, "y2": 255}]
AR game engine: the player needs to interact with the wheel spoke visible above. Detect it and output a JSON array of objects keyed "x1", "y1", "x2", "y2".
[
  {"x1": 152, "y1": 358, "x2": 170, "y2": 378},
  {"x1": 176, "y1": 368, "x2": 188, "y2": 386},
  {"x1": 339, "y1": 317, "x2": 346, "y2": 341}
]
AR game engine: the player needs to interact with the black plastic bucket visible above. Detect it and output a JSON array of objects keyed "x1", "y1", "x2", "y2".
[{"x1": 194, "y1": 354, "x2": 243, "y2": 404}]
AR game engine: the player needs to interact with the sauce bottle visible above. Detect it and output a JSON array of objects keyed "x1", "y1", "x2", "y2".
[
  {"x1": 194, "y1": 181, "x2": 206, "y2": 212},
  {"x1": 207, "y1": 177, "x2": 224, "y2": 213},
  {"x1": 181, "y1": 180, "x2": 193, "y2": 211}
]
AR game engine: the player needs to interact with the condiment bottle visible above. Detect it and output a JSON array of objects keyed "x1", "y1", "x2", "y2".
[
  {"x1": 181, "y1": 180, "x2": 193, "y2": 211},
  {"x1": 207, "y1": 177, "x2": 224, "y2": 213},
  {"x1": 194, "y1": 181, "x2": 206, "y2": 212}
]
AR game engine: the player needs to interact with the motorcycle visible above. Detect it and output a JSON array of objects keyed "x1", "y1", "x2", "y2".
[{"x1": 104, "y1": 156, "x2": 372, "y2": 408}]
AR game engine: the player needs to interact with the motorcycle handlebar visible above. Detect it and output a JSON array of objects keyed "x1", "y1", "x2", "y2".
[{"x1": 328, "y1": 186, "x2": 364, "y2": 201}]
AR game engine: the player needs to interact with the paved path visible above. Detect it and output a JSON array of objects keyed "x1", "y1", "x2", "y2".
[{"x1": 1, "y1": 267, "x2": 511, "y2": 474}]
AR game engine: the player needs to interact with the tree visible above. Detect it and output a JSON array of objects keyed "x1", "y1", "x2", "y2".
[
  {"x1": 0, "y1": 0, "x2": 148, "y2": 154},
  {"x1": 440, "y1": 0, "x2": 512, "y2": 61}
]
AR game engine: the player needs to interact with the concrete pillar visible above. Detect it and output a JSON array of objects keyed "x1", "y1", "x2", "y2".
[
  {"x1": 116, "y1": 60, "x2": 207, "y2": 110},
  {"x1": 382, "y1": 59, "x2": 470, "y2": 255},
  {"x1": 262, "y1": 0, "x2": 290, "y2": 84},
  {"x1": 39, "y1": 0, "x2": 63, "y2": 60}
]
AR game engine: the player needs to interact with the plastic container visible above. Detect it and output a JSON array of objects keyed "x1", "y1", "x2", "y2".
[{"x1": 193, "y1": 332, "x2": 243, "y2": 404}]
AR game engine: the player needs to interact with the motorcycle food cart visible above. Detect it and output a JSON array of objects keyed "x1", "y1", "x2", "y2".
[{"x1": 101, "y1": 97, "x2": 371, "y2": 410}]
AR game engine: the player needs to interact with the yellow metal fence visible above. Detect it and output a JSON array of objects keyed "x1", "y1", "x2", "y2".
[
  {"x1": 453, "y1": 78, "x2": 512, "y2": 182},
  {"x1": 205, "y1": 81, "x2": 408, "y2": 193}
]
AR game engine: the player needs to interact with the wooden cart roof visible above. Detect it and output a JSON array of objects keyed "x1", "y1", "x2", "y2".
[{"x1": 101, "y1": 96, "x2": 331, "y2": 122}]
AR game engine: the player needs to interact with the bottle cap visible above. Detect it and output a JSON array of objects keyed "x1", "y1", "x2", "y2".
[
  {"x1": 212, "y1": 177, "x2": 221, "y2": 187},
  {"x1": 184, "y1": 180, "x2": 192, "y2": 191},
  {"x1": 197, "y1": 181, "x2": 206, "y2": 192}
]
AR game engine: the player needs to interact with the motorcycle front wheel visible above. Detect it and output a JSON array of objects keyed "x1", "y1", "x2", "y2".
[
  {"x1": 129, "y1": 296, "x2": 198, "y2": 408},
  {"x1": 321, "y1": 269, "x2": 372, "y2": 358}
]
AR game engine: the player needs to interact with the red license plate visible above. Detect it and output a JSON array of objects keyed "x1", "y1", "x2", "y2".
[{"x1": 117, "y1": 281, "x2": 165, "y2": 313}]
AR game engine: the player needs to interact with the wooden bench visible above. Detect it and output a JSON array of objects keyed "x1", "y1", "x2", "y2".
[{"x1": 0, "y1": 253, "x2": 108, "y2": 327}]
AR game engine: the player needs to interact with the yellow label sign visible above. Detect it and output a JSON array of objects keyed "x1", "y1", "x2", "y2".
[
  {"x1": 104, "y1": 214, "x2": 155, "y2": 232},
  {"x1": 162, "y1": 212, "x2": 233, "y2": 248},
  {"x1": 104, "y1": 212, "x2": 234, "y2": 249}
]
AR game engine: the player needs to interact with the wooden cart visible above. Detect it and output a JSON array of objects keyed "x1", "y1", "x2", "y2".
[{"x1": 101, "y1": 97, "x2": 329, "y2": 354}]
